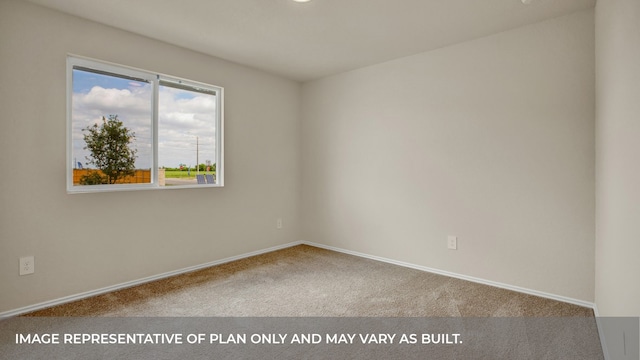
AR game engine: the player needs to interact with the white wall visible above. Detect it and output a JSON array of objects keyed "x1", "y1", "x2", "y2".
[
  {"x1": 595, "y1": 0, "x2": 640, "y2": 317},
  {"x1": 595, "y1": 3, "x2": 640, "y2": 355},
  {"x1": 302, "y1": 10, "x2": 595, "y2": 302},
  {"x1": 0, "y1": 0, "x2": 301, "y2": 314}
]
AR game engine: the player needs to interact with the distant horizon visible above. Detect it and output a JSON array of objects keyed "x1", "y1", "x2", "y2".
[{"x1": 71, "y1": 165, "x2": 216, "y2": 170}]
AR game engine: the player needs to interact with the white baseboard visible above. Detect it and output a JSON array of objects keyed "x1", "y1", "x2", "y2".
[
  {"x1": 303, "y1": 241, "x2": 596, "y2": 310},
  {"x1": 1, "y1": 239, "x2": 596, "y2": 316},
  {"x1": 3, "y1": 239, "x2": 607, "y2": 357},
  {"x1": 0, "y1": 241, "x2": 303, "y2": 318},
  {"x1": 305, "y1": 241, "x2": 608, "y2": 358}
]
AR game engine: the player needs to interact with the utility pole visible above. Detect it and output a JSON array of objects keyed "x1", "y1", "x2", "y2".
[{"x1": 196, "y1": 136, "x2": 199, "y2": 174}]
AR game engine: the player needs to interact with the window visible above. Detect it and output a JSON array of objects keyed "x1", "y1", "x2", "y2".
[{"x1": 67, "y1": 56, "x2": 223, "y2": 193}]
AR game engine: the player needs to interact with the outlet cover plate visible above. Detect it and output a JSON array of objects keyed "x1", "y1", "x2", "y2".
[
  {"x1": 20, "y1": 256, "x2": 34, "y2": 275},
  {"x1": 447, "y1": 236, "x2": 457, "y2": 250}
]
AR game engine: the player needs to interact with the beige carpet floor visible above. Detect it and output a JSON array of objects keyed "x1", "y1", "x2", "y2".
[
  {"x1": 25, "y1": 245, "x2": 593, "y2": 318},
  {"x1": 11, "y1": 245, "x2": 605, "y2": 359}
]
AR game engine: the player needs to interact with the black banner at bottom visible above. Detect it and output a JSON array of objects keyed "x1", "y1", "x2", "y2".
[{"x1": 0, "y1": 317, "x2": 635, "y2": 359}]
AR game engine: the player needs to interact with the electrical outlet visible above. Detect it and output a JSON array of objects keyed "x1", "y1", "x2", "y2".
[
  {"x1": 447, "y1": 236, "x2": 457, "y2": 250},
  {"x1": 277, "y1": 218, "x2": 283, "y2": 229},
  {"x1": 19, "y1": 256, "x2": 34, "y2": 275}
]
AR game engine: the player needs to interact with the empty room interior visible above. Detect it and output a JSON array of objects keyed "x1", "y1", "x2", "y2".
[{"x1": 0, "y1": 0, "x2": 638, "y2": 357}]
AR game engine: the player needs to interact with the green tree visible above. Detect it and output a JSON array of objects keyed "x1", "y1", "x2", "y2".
[
  {"x1": 82, "y1": 115, "x2": 138, "y2": 184},
  {"x1": 79, "y1": 171, "x2": 106, "y2": 185},
  {"x1": 197, "y1": 163, "x2": 216, "y2": 172}
]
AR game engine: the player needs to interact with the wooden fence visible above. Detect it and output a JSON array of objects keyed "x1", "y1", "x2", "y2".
[{"x1": 73, "y1": 169, "x2": 152, "y2": 185}]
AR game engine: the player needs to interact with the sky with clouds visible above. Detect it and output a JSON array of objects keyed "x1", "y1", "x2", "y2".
[{"x1": 72, "y1": 69, "x2": 217, "y2": 170}]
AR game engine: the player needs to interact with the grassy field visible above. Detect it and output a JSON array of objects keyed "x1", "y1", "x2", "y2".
[{"x1": 164, "y1": 170, "x2": 215, "y2": 179}]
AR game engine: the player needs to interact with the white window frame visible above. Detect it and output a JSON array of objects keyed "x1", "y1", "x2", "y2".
[{"x1": 66, "y1": 55, "x2": 224, "y2": 193}]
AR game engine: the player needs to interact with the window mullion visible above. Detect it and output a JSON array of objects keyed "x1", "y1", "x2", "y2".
[{"x1": 152, "y1": 75, "x2": 160, "y2": 187}]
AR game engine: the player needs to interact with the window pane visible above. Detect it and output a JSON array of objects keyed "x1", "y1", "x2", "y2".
[
  {"x1": 67, "y1": 56, "x2": 223, "y2": 192},
  {"x1": 71, "y1": 67, "x2": 152, "y2": 186},
  {"x1": 158, "y1": 82, "x2": 218, "y2": 186}
]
